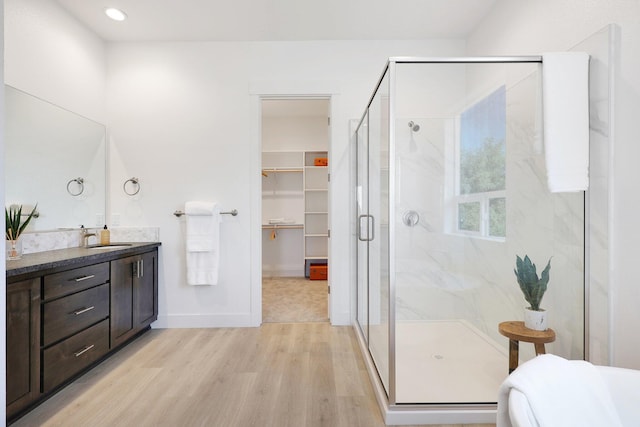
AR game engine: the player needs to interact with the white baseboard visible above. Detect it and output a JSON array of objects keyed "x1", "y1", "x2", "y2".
[
  {"x1": 153, "y1": 313, "x2": 255, "y2": 328},
  {"x1": 262, "y1": 268, "x2": 304, "y2": 277},
  {"x1": 330, "y1": 310, "x2": 351, "y2": 326},
  {"x1": 154, "y1": 310, "x2": 350, "y2": 329}
]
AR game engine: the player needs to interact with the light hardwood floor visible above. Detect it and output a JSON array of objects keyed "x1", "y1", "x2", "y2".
[{"x1": 11, "y1": 324, "x2": 494, "y2": 427}]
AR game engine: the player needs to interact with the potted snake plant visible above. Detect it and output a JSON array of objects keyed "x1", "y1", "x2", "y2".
[
  {"x1": 514, "y1": 254, "x2": 551, "y2": 330},
  {"x1": 5, "y1": 204, "x2": 38, "y2": 260}
]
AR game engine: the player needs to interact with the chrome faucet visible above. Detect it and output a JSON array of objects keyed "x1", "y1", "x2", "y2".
[{"x1": 80, "y1": 225, "x2": 97, "y2": 247}]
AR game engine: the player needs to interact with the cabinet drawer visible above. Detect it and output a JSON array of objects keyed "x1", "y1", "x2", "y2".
[
  {"x1": 43, "y1": 283, "x2": 109, "y2": 347},
  {"x1": 43, "y1": 263, "x2": 109, "y2": 300},
  {"x1": 42, "y1": 319, "x2": 109, "y2": 393}
]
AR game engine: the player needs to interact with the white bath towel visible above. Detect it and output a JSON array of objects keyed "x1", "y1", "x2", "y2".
[
  {"x1": 497, "y1": 354, "x2": 622, "y2": 427},
  {"x1": 542, "y1": 52, "x2": 590, "y2": 192},
  {"x1": 185, "y1": 201, "x2": 221, "y2": 285}
]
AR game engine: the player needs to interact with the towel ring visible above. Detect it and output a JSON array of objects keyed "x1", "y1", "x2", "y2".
[
  {"x1": 123, "y1": 177, "x2": 140, "y2": 196},
  {"x1": 67, "y1": 177, "x2": 85, "y2": 196}
]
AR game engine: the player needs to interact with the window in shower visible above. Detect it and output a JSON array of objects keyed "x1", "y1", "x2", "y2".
[{"x1": 456, "y1": 85, "x2": 506, "y2": 238}]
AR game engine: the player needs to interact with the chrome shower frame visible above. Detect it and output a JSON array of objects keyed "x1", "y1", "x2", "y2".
[{"x1": 352, "y1": 56, "x2": 586, "y2": 424}]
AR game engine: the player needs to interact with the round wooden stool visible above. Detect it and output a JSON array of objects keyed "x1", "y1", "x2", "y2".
[{"x1": 499, "y1": 321, "x2": 556, "y2": 374}]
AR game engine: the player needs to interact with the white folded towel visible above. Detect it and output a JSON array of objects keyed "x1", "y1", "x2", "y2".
[
  {"x1": 542, "y1": 52, "x2": 590, "y2": 192},
  {"x1": 497, "y1": 354, "x2": 622, "y2": 427},
  {"x1": 185, "y1": 201, "x2": 221, "y2": 285}
]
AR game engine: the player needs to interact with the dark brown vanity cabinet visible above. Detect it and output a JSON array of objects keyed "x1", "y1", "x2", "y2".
[
  {"x1": 6, "y1": 278, "x2": 40, "y2": 417},
  {"x1": 6, "y1": 243, "x2": 160, "y2": 422},
  {"x1": 110, "y1": 250, "x2": 158, "y2": 348}
]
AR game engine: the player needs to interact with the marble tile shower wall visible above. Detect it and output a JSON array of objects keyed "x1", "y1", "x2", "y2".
[
  {"x1": 21, "y1": 227, "x2": 160, "y2": 255},
  {"x1": 394, "y1": 71, "x2": 585, "y2": 361}
]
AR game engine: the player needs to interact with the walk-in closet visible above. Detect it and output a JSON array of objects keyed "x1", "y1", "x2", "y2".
[{"x1": 261, "y1": 98, "x2": 330, "y2": 322}]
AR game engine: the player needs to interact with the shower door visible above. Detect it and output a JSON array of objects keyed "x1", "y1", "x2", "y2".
[
  {"x1": 356, "y1": 70, "x2": 390, "y2": 395},
  {"x1": 356, "y1": 112, "x2": 369, "y2": 345}
]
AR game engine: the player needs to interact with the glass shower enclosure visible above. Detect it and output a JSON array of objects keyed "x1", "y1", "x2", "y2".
[{"x1": 354, "y1": 57, "x2": 585, "y2": 416}]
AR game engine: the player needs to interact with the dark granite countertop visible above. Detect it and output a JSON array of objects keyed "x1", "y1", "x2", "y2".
[{"x1": 6, "y1": 242, "x2": 161, "y2": 278}]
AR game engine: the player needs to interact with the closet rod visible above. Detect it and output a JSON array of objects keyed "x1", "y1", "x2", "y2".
[{"x1": 262, "y1": 168, "x2": 303, "y2": 176}]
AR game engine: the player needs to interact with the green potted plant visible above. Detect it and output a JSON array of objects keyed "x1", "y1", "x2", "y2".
[
  {"x1": 6, "y1": 204, "x2": 38, "y2": 260},
  {"x1": 514, "y1": 254, "x2": 551, "y2": 330}
]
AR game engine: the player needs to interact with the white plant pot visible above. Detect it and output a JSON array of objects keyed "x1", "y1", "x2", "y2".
[{"x1": 524, "y1": 307, "x2": 547, "y2": 331}]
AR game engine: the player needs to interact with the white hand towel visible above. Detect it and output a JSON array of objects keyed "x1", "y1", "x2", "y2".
[
  {"x1": 542, "y1": 52, "x2": 590, "y2": 192},
  {"x1": 185, "y1": 201, "x2": 221, "y2": 285},
  {"x1": 497, "y1": 354, "x2": 622, "y2": 427}
]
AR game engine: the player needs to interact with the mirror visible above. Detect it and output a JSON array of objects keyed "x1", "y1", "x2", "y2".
[{"x1": 5, "y1": 85, "x2": 106, "y2": 231}]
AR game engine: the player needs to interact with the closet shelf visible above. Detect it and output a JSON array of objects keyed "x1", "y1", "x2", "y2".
[{"x1": 262, "y1": 224, "x2": 303, "y2": 230}]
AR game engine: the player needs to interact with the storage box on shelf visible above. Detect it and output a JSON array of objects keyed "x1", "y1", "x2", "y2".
[{"x1": 310, "y1": 264, "x2": 328, "y2": 280}]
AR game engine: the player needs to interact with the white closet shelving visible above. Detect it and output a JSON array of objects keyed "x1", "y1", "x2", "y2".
[
  {"x1": 262, "y1": 151, "x2": 328, "y2": 277},
  {"x1": 303, "y1": 151, "x2": 328, "y2": 276}
]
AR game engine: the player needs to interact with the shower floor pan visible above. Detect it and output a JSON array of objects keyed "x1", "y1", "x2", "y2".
[{"x1": 369, "y1": 320, "x2": 508, "y2": 404}]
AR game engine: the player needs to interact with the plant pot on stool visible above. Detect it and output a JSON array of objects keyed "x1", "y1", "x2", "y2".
[{"x1": 514, "y1": 254, "x2": 551, "y2": 331}]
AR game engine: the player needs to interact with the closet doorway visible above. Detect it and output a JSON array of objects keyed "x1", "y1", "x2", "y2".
[{"x1": 261, "y1": 98, "x2": 330, "y2": 323}]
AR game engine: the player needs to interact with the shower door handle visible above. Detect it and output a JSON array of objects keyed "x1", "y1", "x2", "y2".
[
  {"x1": 358, "y1": 214, "x2": 375, "y2": 242},
  {"x1": 357, "y1": 215, "x2": 367, "y2": 241}
]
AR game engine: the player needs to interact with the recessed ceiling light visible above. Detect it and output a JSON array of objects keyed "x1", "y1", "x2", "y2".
[{"x1": 105, "y1": 7, "x2": 127, "y2": 21}]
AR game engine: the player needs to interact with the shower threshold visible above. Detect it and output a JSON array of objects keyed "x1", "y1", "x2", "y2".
[{"x1": 359, "y1": 319, "x2": 507, "y2": 425}]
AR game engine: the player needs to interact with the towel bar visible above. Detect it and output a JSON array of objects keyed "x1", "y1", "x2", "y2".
[{"x1": 173, "y1": 209, "x2": 238, "y2": 217}]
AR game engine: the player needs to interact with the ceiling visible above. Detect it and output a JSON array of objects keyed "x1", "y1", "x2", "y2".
[{"x1": 55, "y1": 0, "x2": 497, "y2": 42}]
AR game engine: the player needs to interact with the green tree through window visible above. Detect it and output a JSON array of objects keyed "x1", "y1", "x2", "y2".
[
  {"x1": 460, "y1": 137, "x2": 505, "y2": 194},
  {"x1": 457, "y1": 86, "x2": 506, "y2": 238}
]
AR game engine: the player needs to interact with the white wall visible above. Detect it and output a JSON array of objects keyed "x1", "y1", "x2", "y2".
[
  {"x1": 467, "y1": 0, "x2": 640, "y2": 369},
  {"x1": 4, "y1": 0, "x2": 106, "y2": 122},
  {"x1": 106, "y1": 39, "x2": 466, "y2": 327},
  {"x1": 263, "y1": 116, "x2": 329, "y2": 152}
]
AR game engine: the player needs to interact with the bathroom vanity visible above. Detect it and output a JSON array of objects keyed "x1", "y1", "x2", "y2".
[{"x1": 5, "y1": 242, "x2": 160, "y2": 422}]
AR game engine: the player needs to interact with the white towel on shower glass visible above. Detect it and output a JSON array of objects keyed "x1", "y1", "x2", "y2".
[
  {"x1": 185, "y1": 201, "x2": 221, "y2": 285},
  {"x1": 542, "y1": 52, "x2": 590, "y2": 192}
]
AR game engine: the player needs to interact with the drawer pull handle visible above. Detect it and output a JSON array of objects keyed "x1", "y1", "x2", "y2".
[
  {"x1": 73, "y1": 306, "x2": 95, "y2": 315},
  {"x1": 73, "y1": 275, "x2": 96, "y2": 282},
  {"x1": 74, "y1": 344, "x2": 95, "y2": 357}
]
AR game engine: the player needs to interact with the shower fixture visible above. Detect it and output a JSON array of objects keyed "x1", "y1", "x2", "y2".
[{"x1": 408, "y1": 121, "x2": 420, "y2": 153}]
